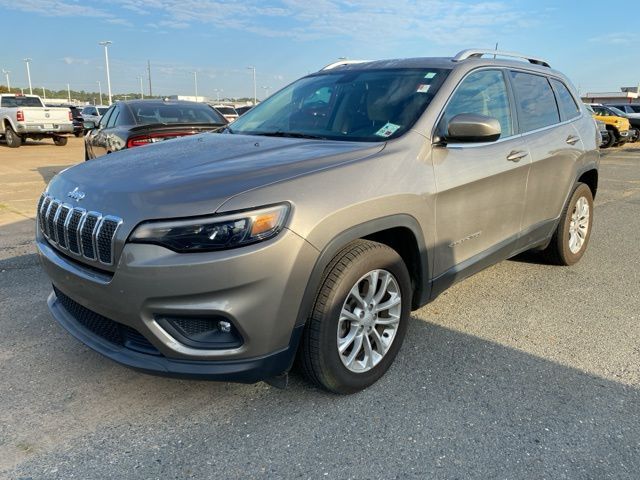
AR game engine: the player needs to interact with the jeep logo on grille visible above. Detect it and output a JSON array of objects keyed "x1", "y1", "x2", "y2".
[{"x1": 67, "y1": 187, "x2": 85, "y2": 202}]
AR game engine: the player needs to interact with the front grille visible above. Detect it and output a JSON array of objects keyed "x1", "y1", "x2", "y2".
[
  {"x1": 53, "y1": 286, "x2": 161, "y2": 356},
  {"x1": 38, "y1": 194, "x2": 122, "y2": 266}
]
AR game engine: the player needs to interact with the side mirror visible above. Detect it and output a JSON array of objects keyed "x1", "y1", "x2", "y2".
[
  {"x1": 83, "y1": 120, "x2": 96, "y2": 130},
  {"x1": 444, "y1": 113, "x2": 501, "y2": 143}
]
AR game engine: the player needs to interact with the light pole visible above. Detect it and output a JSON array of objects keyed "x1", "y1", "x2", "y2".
[
  {"x1": 262, "y1": 85, "x2": 270, "y2": 99},
  {"x1": 2, "y1": 69, "x2": 10, "y2": 91},
  {"x1": 98, "y1": 41, "x2": 113, "y2": 105},
  {"x1": 247, "y1": 66, "x2": 256, "y2": 105},
  {"x1": 137, "y1": 76, "x2": 144, "y2": 99},
  {"x1": 42, "y1": 86, "x2": 46, "y2": 100},
  {"x1": 67, "y1": 83, "x2": 71, "y2": 103},
  {"x1": 97, "y1": 80, "x2": 103, "y2": 105},
  {"x1": 193, "y1": 71, "x2": 198, "y2": 101},
  {"x1": 213, "y1": 88, "x2": 222, "y2": 101},
  {"x1": 24, "y1": 58, "x2": 33, "y2": 94}
]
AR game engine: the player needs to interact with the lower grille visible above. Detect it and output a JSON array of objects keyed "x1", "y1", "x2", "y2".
[{"x1": 53, "y1": 286, "x2": 161, "y2": 356}]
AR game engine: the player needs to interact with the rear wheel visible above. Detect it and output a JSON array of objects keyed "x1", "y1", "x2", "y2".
[
  {"x1": 298, "y1": 240, "x2": 411, "y2": 394},
  {"x1": 53, "y1": 136, "x2": 68, "y2": 146},
  {"x1": 4, "y1": 126, "x2": 22, "y2": 148},
  {"x1": 542, "y1": 183, "x2": 593, "y2": 266}
]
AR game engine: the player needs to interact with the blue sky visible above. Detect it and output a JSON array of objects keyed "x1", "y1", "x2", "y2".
[{"x1": 0, "y1": 0, "x2": 638, "y2": 100}]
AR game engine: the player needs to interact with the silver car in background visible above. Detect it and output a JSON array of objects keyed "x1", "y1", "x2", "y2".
[{"x1": 37, "y1": 49, "x2": 598, "y2": 393}]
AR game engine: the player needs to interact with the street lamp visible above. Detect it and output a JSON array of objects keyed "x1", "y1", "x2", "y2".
[
  {"x1": 2, "y1": 69, "x2": 10, "y2": 91},
  {"x1": 261, "y1": 85, "x2": 270, "y2": 99},
  {"x1": 67, "y1": 83, "x2": 71, "y2": 103},
  {"x1": 24, "y1": 58, "x2": 33, "y2": 95},
  {"x1": 98, "y1": 41, "x2": 113, "y2": 105},
  {"x1": 137, "y1": 76, "x2": 144, "y2": 99},
  {"x1": 97, "y1": 80, "x2": 103, "y2": 105},
  {"x1": 213, "y1": 88, "x2": 222, "y2": 101},
  {"x1": 247, "y1": 66, "x2": 257, "y2": 105},
  {"x1": 193, "y1": 71, "x2": 198, "y2": 100}
]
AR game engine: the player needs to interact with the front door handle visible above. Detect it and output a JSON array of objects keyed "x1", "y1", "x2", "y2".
[
  {"x1": 566, "y1": 135, "x2": 580, "y2": 145},
  {"x1": 506, "y1": 150, "x2": 528, "y2": 162}
]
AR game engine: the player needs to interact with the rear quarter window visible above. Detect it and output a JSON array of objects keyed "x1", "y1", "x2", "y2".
[
  {"x1": 509, "y1": 71, "x2": 560, "y2": 132},
  {"x1": 550, "y1": 78, "x2": 580, "y2": 121}
]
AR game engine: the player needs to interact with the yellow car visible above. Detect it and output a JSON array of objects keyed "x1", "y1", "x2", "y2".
[{"x1": 587, "y1": 104, "x2": 632, "y2": 147}]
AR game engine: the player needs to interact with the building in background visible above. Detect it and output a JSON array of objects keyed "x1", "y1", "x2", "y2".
[{"x1": 582, "y1": 87, "x2": 639, "y2": 104}]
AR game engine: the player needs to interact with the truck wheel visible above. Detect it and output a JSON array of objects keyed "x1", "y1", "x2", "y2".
[
  {"x1": 4, "y1": 126, "x2": 22, "y2": 148},
  {"x1": 74, "y1": 131, "x2": 82, "y2": 138},
  {"x1": 542, "y1": 183, "x2": 593, "y2": 266},
  {"x1": 53, "y1": 136, "x2": 68, "y2": 146},
  {"x1": 298, "y1": 240, "x2": 411, "y2": 394}
]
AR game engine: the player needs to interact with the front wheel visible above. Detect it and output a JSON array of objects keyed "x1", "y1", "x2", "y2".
[
  {"x1": 53, "y1": 136, "x2": 68, "y2": 146},
  {"x1": 298, "y1": 240, "x2": 411, "y2": 394},
  {"x1": 603, "y1": 129, "x2": 616, "y2": 148},
  {"x1": 4, "y1": 126, "x2": 22, "y2": 148},
  {"x1": 542, "y1": 183, "x2": 594, "y2": 265}
]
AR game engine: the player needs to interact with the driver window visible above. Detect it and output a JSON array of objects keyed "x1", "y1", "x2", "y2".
[{"x1": 442, "y1": 69, "x2": 513, "y2": 138}]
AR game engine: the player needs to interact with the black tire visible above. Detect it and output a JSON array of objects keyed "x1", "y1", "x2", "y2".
[
  {"x1": 541, "y1": 183, "x2": 593, "y2": 266},
  {"x1": 603, "y1": 128, "x2": 616, "y2": 148},
  {"x1": 53, "y1": 136, "x2": 68, "y2": 146},
  {"x1": 4, "y1": 125, "x2": 22, "y2": 148},
  {"x1": 74, "y1": 131, "x2": 82, "y2": 138},
  {"x1": 298, "y1": 240, "x2": 411, "y2": 394}
]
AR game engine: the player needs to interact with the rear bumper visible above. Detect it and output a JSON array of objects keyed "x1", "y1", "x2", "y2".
[
  {"x1": 15, "y1": 123, "x2": 74, "y2": 135},
  {"x1": 48, "y1": 289, "x2": 304, "y2": 382}
]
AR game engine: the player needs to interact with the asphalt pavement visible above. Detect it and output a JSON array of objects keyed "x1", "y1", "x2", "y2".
[{"x1": 0, "y1": 138, "x2": 638, "y2": 479}]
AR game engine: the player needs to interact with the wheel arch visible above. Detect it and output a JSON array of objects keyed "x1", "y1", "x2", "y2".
[
  {"x1": 295, "y1": 214, "x2": 430, "y2": 328},
  {"x1": 577, "y1": 168, "x2": 598, "y2": 199}
]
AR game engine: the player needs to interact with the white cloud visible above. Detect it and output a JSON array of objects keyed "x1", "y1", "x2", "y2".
[
  {"x1": 0, "y1": 0, "x2": 533, "y2": 45},
  {"x1": 62, "y1": 57, "x2": 90, "y2": 65}
]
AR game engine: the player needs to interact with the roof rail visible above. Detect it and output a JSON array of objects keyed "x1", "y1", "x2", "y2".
[
  {"x1": 453, "y1": 49, "x2": 551, "y2": 68},
  {"x1": 321, "y1": 59, "x2": 369, "y2": 71}
]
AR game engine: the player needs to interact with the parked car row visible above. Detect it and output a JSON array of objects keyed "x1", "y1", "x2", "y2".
[{"x1": 586, "y1": 103, "x2": 639, "y2": 148}]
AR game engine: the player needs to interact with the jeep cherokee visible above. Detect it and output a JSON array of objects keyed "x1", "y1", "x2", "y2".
[{"x1": 36, "y1": 49, "x2": 599, "y2": 394}]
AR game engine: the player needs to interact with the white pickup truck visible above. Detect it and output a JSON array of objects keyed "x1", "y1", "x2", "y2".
[{"x1": 0, "y1": 94, "x2": 73, "y2": 148}]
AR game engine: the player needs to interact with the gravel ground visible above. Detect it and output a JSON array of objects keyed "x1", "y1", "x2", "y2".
[{"x1": 0, "y1": 138, "x2": 638, "y2": 479}]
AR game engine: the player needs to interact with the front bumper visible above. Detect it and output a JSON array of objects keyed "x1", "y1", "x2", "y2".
[{"x1": 38, "y1": 227, "x2": 319, "y2": 382}]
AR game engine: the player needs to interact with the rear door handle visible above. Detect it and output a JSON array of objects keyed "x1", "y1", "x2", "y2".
[
  {"x1": 506, "y1": 150, "x2": 528, "y2": 162},
  {"x1": 566, "y1": 135, "x2": 580, "y2": 145}
]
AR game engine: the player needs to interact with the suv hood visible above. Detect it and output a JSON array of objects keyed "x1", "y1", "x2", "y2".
[{"x1": 47, "y1": 132, "x2": 384, "y2": 223}]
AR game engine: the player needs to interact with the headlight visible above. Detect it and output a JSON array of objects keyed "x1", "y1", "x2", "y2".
[{"x1": 129, "y1": 204, "x2": 289, "y2": 252}]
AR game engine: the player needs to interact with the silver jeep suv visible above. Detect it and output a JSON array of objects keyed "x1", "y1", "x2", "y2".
[{"x1": 37, "y1": 49, "x2": 599, "y2": 393}]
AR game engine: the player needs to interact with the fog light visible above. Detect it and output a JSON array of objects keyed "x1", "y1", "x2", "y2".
[{"x1": 156, "y1": 315, "x2": 243, "y2": 349}]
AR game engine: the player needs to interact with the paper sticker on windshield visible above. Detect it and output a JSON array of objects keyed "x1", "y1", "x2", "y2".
[
  {"x1": 416, "y1": 84, "x2": 431, "y2": 93},
  {"x1": 375, "y1": 122, "x2": 401, "y2": 138},
  {"x1": 424, "y1": 72, "x2": 436, "y2": 79}
]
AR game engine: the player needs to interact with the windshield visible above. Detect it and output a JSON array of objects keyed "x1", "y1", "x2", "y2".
[
  {"x1": 98, "y1": 107, "x2": 109, "y2": 115},
  {"x1": 130, "y1": 103, "x2": 226, "y2": 125},
  {"x1": 1, "y1": 96, "x2": 43, "y2": 108},
  {"x1": 230, "y1": 68, "x2": 450, "y2": 142},
  {"x1": 608, "y1": 106, "x2": 626, "y2": 116},
  {"x1": 628, "y1": 105, "x2": 640, "y2": 113},
  {"x1": 214, "y1": 106, "x2": 237, "y2": 115}
]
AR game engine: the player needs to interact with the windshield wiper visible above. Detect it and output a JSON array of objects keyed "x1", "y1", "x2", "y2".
[{"x1": 252, "y1": 131, "x2": 327, "y2": 140}]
